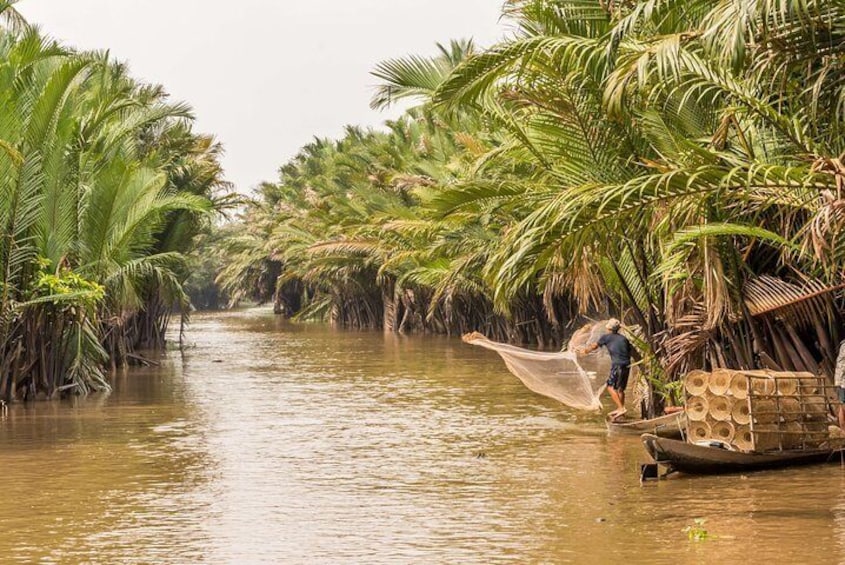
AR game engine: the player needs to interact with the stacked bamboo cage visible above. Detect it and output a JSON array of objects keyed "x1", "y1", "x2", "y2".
[{"x1": 683, "y1": 369, "x2": 831, "y2": 453}]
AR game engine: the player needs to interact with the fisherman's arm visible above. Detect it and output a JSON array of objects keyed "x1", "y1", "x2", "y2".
[
  {"x1": 579, "y1": 334, "x2": 608, "y2": 355},
  {"x1": 580, "y1": 342, "x2": 600, "y2": 354}
]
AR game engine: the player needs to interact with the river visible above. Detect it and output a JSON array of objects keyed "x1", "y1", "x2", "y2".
[{"x1": 1, "y1": 309, "x2": 844, "y2": 563}]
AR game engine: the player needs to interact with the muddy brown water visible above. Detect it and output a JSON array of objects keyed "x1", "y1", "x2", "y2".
[{"x1": 1, "y1": 309, "x2": 844, "y2": 563}]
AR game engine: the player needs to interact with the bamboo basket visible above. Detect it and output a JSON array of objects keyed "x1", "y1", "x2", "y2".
[
  {"x1": 752, "y1": 425, "x2": 781, "y2": 452},
  {"x1": 734, "y1": 425, "x2": 754, "y2": 452},
  {"x1": 684, "y1": 370, "x2": 709, "y2": 396},
  {"x1": 802, "y1": 396, "x2": 828, "y2": 420},
  {"x1": 708, "y1": 395, "x2": 734, "y2": 422},
  {"x1": 683, "y1": 370, "x2": 833, "y2": 453},
  {"x1": 751, "y1": 398, "x2": 778, "y2": 425},
  {"x1": 688, "y1": 420, "x2": 712, "y2": 442},
  {"x1": 732, "y1": 402, "x2": 751, "y2": 425},
  {"x1": 749, "y1": 376, "x2": 776, "y2": 396},
  {"x1": 775, "y1": 373, "x2": 799, "y2": 396},
  {"x1": 782, "y1": 421, "x2": 805, "y2": 449},
  {"x1": 687, "y1": 395, "x2": 709, "y2": 422},
  {"x1": 708, "y1": 370, "x2": 732, "y2": 396},
  {"x1": 798, "y1": 376, "x2": 818, "y2": 395},
  {"x1": 729, "y1": 372, "x2": 749, "y2": 400},
  {"x1": 711, "y1": 420, "x2": 736, "y2": 443},
  {"x1": 778, "y1": 397, "x2": 802, "y2": 421},
  {"x1": 798, "y1": 421, "x2": 828, "y2": 449}
]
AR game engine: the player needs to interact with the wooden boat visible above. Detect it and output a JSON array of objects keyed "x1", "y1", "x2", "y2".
[
  {"x1": 642, "y1": 433, "x2": 845, "y2": 475},
  {"x1": 606, "y1": 412, "x2": 685, "y2": 439}
]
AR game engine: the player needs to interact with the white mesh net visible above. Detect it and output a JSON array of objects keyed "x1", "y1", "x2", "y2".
[
  {"x1": 463, "y1": 332, "x2": 606, "y2": 411},
  {"x1": 566, "y1": 322, "x2": 610, "y2": 353}
]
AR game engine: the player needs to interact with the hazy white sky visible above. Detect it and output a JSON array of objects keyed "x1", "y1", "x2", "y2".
[{"x1": 18, "y1": 1, "x2": 508, "y2": 193}]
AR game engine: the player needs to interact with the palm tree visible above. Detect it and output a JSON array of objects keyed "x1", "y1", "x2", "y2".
[
  {"x1": 212, "y1": 0, "x2": 844, "y2": 415},
  {"x1": 429, "y1": 0, "x2": 844, "y2": 410},
  {"x1": 0, "y1": 21, "x2": 226, "y2": 400}
]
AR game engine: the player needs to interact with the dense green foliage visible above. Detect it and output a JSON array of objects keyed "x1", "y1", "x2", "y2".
[
  {"x1": 214, "y1": 0, "x2": 844, "y2": 410},
  {"x1": 0, "y1": 3, "x2": 229, "y2": 400}
]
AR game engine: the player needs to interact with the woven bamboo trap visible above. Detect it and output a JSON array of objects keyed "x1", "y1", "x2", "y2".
[{"x1": 682, "y1": 370, "x2": 833, "y2": 453}]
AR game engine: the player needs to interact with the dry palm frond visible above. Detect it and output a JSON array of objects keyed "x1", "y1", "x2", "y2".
[
  {"x1": 743, "y1": 275, "x2": 844, "y2": 323},
  {"x1": 657, "y1": 312, "x2": 712, "y2": 376},
  {"x1": 390, "y1": 174, "x2": 437, "y2": 192},
  {"x1": 803, "y1": 186, "x2": 845, "y2": 263},
  {"x1": 810, "y1": 156, "x2": 845, "y2": 195}
]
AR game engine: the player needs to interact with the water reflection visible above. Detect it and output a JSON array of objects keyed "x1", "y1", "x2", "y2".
[{"x1": 0, "y1": 308, "x2": 843, "y2": 563}]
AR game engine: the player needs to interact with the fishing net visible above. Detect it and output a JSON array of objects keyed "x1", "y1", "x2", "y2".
[
  {"x1": 462, "y1": 332, "x2": 606, "y2": 411},
  {"x1": 566, "y1": 322, "x2": 611, "y2": 352}
]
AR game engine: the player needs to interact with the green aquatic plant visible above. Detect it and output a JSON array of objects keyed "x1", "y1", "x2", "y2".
[{"x1": 683, "y1": 519, "x2": 710, "y2": 542}]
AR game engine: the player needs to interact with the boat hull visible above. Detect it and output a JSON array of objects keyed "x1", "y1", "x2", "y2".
[
  {"x1": 642, "y1": 433, "x2": 844, "y2": 475},
  {"x1": 607, "y1": 413, "x2": 684, "y2": 439}
]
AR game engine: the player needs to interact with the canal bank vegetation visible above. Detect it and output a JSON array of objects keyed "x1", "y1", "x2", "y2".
[
  {"x1": 0, "y1": 2, "x2": 230, "y2": 401},
  {"x1": 210, "y1": 0, "x2": 844, "y2": 410}
]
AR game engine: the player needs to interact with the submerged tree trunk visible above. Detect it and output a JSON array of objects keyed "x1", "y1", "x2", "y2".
[{"x1": 382, "y1": 279, "x2": 397, "y2": 333}]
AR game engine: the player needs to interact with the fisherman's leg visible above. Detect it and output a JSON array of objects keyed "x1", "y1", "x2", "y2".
[
  {"x1": 839, "y1": 387, "x2": 845, "y2": 429},
  {"x1": 615, "y1": 365, "x2": 629, "y2": 412},
  {"x1": 608, "y1": 387, "x2": 624, "y2": 411}
]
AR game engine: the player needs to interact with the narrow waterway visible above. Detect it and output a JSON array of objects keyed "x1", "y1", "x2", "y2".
[{"x1": 1, "y1": 309, "x2": 844, "y2": 563}]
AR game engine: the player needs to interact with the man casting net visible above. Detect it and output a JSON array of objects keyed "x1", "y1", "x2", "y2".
[{"x1": 462, "y1": 331, "x2": 607, "y2": 411}]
